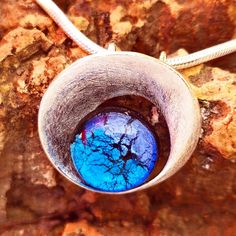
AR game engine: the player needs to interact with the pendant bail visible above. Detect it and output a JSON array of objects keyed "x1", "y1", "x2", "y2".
[
  {"x1": 159, "y1": 51, "x2": 167, "y2": 62},
  {"x1": 107, "y1": 42, "x2": 120, "y2": 52}
]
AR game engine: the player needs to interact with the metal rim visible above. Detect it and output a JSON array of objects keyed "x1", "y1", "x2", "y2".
[{"x1": 38, "y1": 51, "x2": 201, "y2": 194}]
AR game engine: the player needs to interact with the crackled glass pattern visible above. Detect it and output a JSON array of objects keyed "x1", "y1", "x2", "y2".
[{"x1": 70, "y1": 111, "x2": 158, "y2": 192}]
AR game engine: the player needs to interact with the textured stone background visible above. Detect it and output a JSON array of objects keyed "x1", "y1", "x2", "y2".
[{"x1": 0, "y1": 0, "x2": 236, "y2": 235}]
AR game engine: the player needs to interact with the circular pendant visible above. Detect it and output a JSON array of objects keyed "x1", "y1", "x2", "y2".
[{"x1": 38, "y1": 52, "x2": 201, "y2": 194}]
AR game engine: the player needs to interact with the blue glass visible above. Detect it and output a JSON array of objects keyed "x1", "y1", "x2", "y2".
[{"x1": 70, "y1": 111, "x2": 158, "y2": 192}]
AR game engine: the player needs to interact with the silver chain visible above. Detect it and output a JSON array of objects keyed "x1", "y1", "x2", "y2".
[
  {"x1": 166, "y1": 40, "x2": 236, "y2": 69},
  {"x1": 36, "y1": 0, "x2": 236, "y2": 70}
]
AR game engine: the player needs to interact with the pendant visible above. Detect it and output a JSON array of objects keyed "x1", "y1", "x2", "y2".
[{"x1": 38, "y1": 51, "x2": 201, "y2": 194}]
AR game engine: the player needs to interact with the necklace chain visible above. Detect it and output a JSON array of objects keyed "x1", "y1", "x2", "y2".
[{"x1": 36, "y1": 0, "x2": 236, "y2": 70}]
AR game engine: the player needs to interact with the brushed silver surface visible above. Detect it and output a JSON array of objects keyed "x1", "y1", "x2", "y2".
[{"x1": 38, "y1": 52, "x2": 201, "y2": 194}]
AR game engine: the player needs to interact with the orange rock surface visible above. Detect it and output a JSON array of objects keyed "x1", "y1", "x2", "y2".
[{"x1": 0, "y1": 0, "x2": 235, "y2": 235}]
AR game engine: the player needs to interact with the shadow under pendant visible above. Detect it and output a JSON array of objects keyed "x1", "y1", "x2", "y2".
[{"x1": 70, "y1": 111, "x2": 158, "y2": 192}]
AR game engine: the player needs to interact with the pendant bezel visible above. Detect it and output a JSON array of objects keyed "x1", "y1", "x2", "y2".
[{"x1": 38, "y1": 51, "x2": 201, "y2": 194}]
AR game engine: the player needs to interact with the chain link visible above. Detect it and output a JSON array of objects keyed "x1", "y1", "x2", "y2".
[{"x1": 36, "y1": 0, "x2": 236, "y2": 70}]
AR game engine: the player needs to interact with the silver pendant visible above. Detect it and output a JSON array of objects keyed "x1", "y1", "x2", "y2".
[{"x1": 38, "y1": 51, "x2": 201, "y2": 194}]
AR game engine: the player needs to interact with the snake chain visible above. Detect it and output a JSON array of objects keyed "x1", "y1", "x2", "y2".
[{"x1": 36, "y1": 0, "x2": 236, "y2": 70}]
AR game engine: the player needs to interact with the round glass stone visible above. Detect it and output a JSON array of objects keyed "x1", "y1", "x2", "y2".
[{"x1": 70, "y1": 111, "x2": 158, "y2": 192}]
